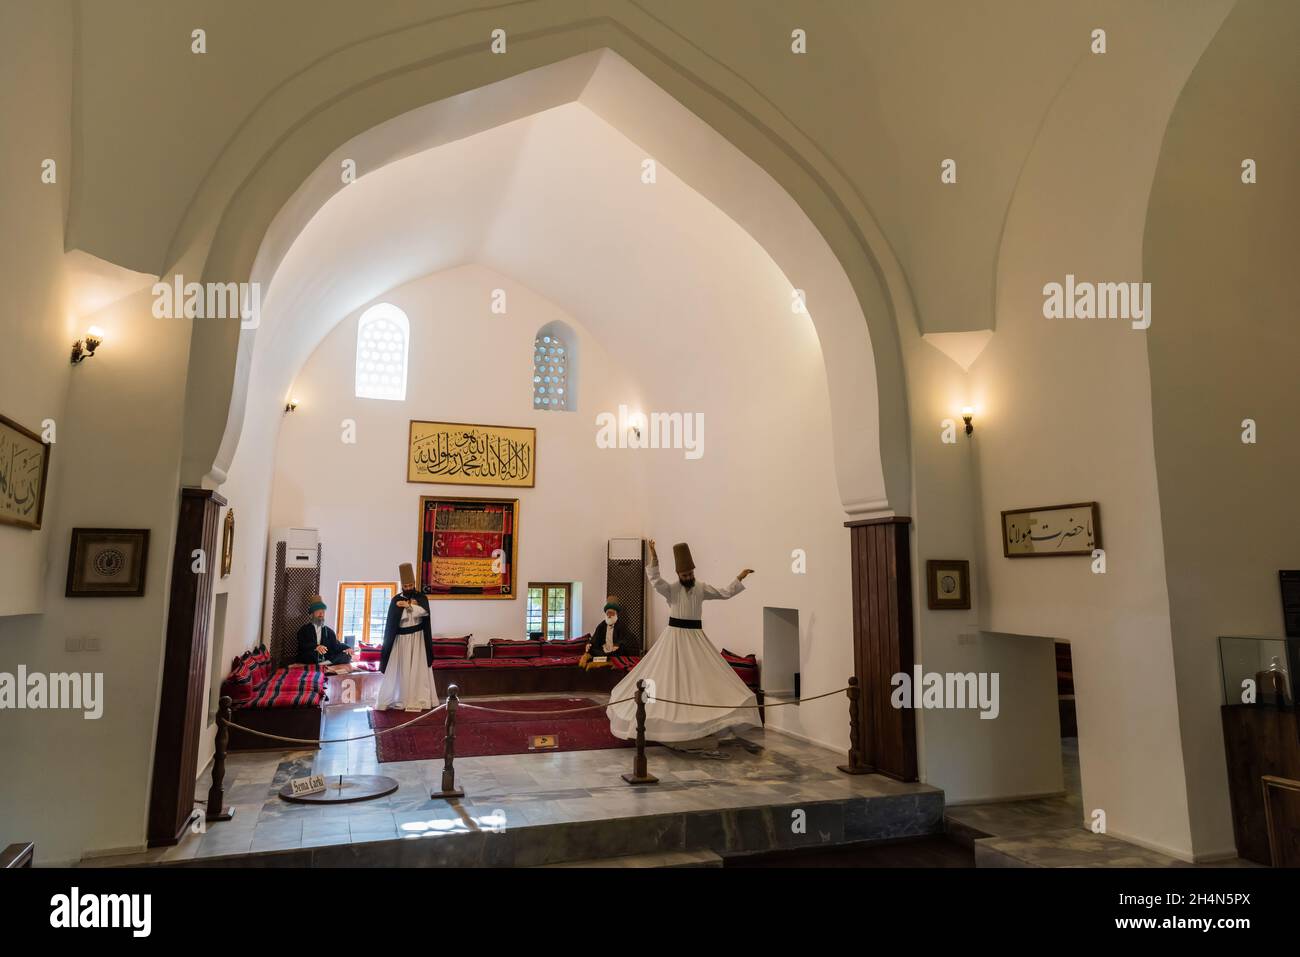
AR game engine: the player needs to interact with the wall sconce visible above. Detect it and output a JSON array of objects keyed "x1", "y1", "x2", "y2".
[
  {"x1": 284, "y1": 397, "x2": 299, "y2": 415},
  {"x1": 70, "y1": 326, "x2": 105, "y2": 365},
  {"x1": 961, "y1": 406, "x2": 975, "y2": 436}
]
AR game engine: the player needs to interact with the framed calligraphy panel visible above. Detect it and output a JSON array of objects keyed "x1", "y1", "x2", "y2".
[
  {"x1": 407, "y1": 420, "x2": 536, "y2": 488},
  {"x1": 417, "y1": 495, "x2": 519, "y2": 600},
  {"x1": 0, "y1": 413, "x2": 51, "y2": 530},
  {"x1": 1001, "y1": 502, "x2": 1101, "y2": 558}
]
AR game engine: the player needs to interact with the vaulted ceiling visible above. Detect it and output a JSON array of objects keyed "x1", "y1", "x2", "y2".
[{"x1": 67, "y1": 0, "x2": 1236, "y2": 338}]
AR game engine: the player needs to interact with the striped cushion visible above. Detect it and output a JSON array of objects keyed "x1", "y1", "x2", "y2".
[
  {"x1": 474, "y1": 657, "x2": 534, "y2": 668},
  {"x1": 432, "y1": 637, "x2": 470, "y2": 659},
  {"x1": 720, "y1": 649, "x2": 760, "y2": 687},
  {"x1": 488, "y1": 638, "x2": 542, "y2": 658},
  {"x1": 543, "y1": 638, "x2": 589, "y2": 654},
  {"x1": 244, "y1": 665, "x2": 325, "y2": 709},
  {"x1": 528, "y1": 655, "x2": 584, "y2": 668}
]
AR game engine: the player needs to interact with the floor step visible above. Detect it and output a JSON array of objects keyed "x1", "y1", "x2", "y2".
[{"x1": 538, "y1": 849, "x2": 723, "y2": 868}]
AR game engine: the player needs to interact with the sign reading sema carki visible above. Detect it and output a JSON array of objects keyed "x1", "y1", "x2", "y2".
[{"x1": 407, "y1": 420, "x2": 536, "y2": 489}]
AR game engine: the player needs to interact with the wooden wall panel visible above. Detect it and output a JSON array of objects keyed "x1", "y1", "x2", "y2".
[
  {"x1": 845, "y1": 516, "x2": 917, "y2": 781},
  {"x1": 148, "y1": 487, "x2": 225, "y2": 846}
]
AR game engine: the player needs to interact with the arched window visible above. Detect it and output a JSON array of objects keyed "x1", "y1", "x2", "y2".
[
  {"x1": 355, "y1": 303, "x2": 409, "y2": 401},
  {"x1": 533, "y1": 322, "x2": 574, "y2": 411}
]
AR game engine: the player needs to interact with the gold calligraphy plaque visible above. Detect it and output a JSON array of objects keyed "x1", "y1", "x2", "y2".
[{"x1": 407, "y1": 420, "x2": 536, "y2": 488}]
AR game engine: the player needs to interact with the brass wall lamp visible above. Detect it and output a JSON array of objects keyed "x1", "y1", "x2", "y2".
[{"x1": 70, "y1": 326, "x2": 105, "y2": 365}]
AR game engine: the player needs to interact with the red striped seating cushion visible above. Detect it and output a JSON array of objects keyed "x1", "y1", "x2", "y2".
[
  {"x1": 543, "y1": 638, "x2": 589, "y2": 654},
  {"x1": 432, "y1": 637, "x2": 470, "y2": 659},
  {"x1": 721, "y1": 649, "x2": 760, "y2": 687},
  {"x1": 473, "y1": 657, "x2": 533, "y2": 668},
  {"x1": 607, "y1": 652, "x2": 760, "y2": 688},
  {"x1": 243, "y1": 665, "x2": 325, "y2": 709},
  {"x1": 488, "y1": 638, "x2": 543, "y2": 658},
  {"x1": 528, "y1": 655, "x2": 584, "y2": 668},
  {"x1": 221, "y1": 649, "x2": 272, "y2": 705}
]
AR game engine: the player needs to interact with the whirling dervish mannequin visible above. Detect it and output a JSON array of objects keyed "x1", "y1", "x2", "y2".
[
  {"x1": 376, "y1": 563, "x2": 439, "y2": 711},
  {"x1": 606, "y1": 540, "x2": 760, "y2": 745}
]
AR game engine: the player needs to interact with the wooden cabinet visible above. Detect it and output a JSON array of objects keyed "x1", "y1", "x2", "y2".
[{"x1": 1220, "y1": 705, "x2": 1300, "y2": 865}]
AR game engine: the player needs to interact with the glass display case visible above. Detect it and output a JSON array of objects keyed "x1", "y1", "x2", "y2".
[{"x1": 1219, "y1": 635, "x2": 1299, "y2": 707}]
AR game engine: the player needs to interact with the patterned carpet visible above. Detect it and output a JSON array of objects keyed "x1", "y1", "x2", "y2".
[{"x1": 367, "y1": 697, "x2": 633, "y2": 762}]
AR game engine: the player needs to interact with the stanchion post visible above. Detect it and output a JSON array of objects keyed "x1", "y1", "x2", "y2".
[
  {"x1": 431, "y1": 684, "x2": 466, "y2": 798},
  {"x1": 622, "y1": 679, "x2": 659, "y2": 785},
  {"x1": 205, "y1": 695, "x2": 236, "y2": 822},
  {"x1": 837, "y1": 676, "x2": 875, "y2": 775}
]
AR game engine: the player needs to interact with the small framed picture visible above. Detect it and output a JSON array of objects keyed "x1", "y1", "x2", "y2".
[
  {"x1": 926, "y1": 559, "x2": 971, "y2": 610},
  {"x1": 66, "y1": 528, "x2": 150, "y2": 597}
]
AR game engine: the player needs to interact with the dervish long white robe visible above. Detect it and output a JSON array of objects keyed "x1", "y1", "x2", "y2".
[
  {"x1": 376, "y1": 601, "x2": 439, "y2": 711},
  {"x1": 606, "y1": 561, "x2": 759, "y2": 742}
]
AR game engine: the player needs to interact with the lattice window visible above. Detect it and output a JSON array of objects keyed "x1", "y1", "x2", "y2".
[
  {"x1": 355, "y1": 303, "x2": 410, "y2": 401},
  {"x1": 532, "y1": 332, "x2": 568, "y2": 410}
]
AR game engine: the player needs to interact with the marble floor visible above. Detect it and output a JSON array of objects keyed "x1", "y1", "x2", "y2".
[
  {"x1": 94, "y1": 693, "x2": 942, "y2": 866},
  {"x1": 945, "y1": 738, "x2": 1253, "y2": 867}
]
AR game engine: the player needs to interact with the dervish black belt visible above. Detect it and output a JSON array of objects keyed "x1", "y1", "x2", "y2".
[
  {"x1": 396, "y1": 623, "x2": 424, "y2": 635},
  {"x1": 669, "y1": 617, "x2": 703, "y2": 629}
]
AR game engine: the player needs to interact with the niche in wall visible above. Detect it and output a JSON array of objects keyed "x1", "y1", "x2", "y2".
[
  {"x1": 763, "y1": 606, "x2": 800, "y2": 701},
  {"x1": 207, "y1": 592, "x2": 229, "y2": 726}
]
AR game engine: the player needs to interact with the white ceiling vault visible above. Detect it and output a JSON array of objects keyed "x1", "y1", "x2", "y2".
[{"x1": 224, "y1": 51, "x2": 890, "y2": 516}]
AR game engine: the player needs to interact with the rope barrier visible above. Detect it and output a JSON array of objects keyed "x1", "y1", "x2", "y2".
[
  {"x1": 221, "y1": 686, "x2": 850, "y2": 744},
  {"x1": 635, "y1": 686, "x2": 850, "y2": 710},
  {"x1": 457, "y1": 695, "x2": 637, "y2": 716},
  {"x1": 223, "y1": 701, "x2": 448, "y2": 745},
  {"x1": 205, "y1": 674, "x2": 870, "y2": 820}
]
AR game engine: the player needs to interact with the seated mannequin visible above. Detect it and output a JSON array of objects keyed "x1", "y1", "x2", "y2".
[
  {"x1": 581, "y1": 597, "x2": 627, "y2": 669},
  {"x1": 296, "y1": 595, "x2": 356, "y2": 674}
]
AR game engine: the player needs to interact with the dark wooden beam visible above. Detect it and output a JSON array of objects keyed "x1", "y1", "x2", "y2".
[
  {"x1": 147, "y1": 487, "x2": 225, "y2": 846},
  {"x1": 845, "y1": 516, "x2": 917, "y2": 781}
]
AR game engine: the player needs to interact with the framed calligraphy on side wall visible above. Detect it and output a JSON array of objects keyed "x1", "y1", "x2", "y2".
[
  {"x1": 1001, "y1": 502, "x2": 1101, "y2": 558},
  {"x1": 0, "y1": 413, "x2": 51, "y2": 530},
  {"x1": 416, "y1": 496, "x2": 519, "y2": 600},
  {"x1": 407, "y1": 420, "x2": 536, "y2": 488}
]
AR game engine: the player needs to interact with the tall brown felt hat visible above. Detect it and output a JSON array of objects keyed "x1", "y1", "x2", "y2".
[
  {"x1": 673, "y1": 543, "x2": 694, "y2": 574},
  {"x1": 399, "y1": 562, "x2": 416, "y2": 586}
]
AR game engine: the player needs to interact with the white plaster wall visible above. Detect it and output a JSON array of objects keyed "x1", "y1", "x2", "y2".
[
  {"x1": 1143, "y1": 0, "x2": 1300, "y2": 859},
  {"x1": 0, "y1": 0, "x2": 74, "y2": 616},
  {"x1": 961, "y1": 56, "x2": 1200, "y2": 860},
  {"x1": 0, "y1": 2, "x2": 193, "y2": 866},
  {"x1": 268, "y1": 266, "x2": 648, "y2": 646}
]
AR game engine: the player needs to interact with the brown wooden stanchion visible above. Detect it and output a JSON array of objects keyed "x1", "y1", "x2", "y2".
[
  {"x1": 837, "y1": 676, "x2": 875, "y2": 775},
  {"x1": 205, "y1": 695, "x2": 236, "y2": 821},
  {"x1": 431, "y1": 684, "x2": 466, "y2": 798},
  {"x1": 622, "y1": 679, "x2": 659, "y2": 785}
]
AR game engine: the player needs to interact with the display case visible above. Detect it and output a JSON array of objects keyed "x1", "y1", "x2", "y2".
[
  {"x1": 1218, "y1": 635, "x2": 1297, "y2": 707},
  {"x1": 1219, "y1": 635, "x2": 1300, "y2": 865}
]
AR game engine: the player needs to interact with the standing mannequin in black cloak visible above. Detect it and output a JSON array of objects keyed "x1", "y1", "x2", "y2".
[{"x1": 376, "y1": 562, "x2": 439, "y2": 711}]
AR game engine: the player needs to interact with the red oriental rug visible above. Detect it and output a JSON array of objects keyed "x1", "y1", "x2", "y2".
[{"x1": 367, "y1": 697, "x2": 633, "y2": 763}]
